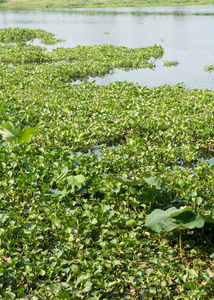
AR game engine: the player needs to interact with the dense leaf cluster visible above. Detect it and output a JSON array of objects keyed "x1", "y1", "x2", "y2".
[
  {"x1": 0, "y1": 27, "x2": 63, "y2": 45},
  {"x1": 0, "y1": 29, "x2": 213, "y2": 299}
]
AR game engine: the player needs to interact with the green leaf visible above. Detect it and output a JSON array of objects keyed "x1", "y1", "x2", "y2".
[
  {"x1": 0, "y1": 122, "x2": 38, "y2": 144},
  {"x1": 114, "y1": 176, "x2": 142, "y2": 187},
  {"x1": 18, "y1": 127, "x2": 39, "y2": 143},
  {"x1": 144, "y1": 176, "x2": 157, "y2": 185},
  {"x1": 57, "y1": 291, "x2": 71, "y2": 299},
  {"x1": 125, "y1": 220, "x2": 136, "y2": 227},
  {"x1": 145, "y1": 206, "x2": 204, "y2": 232},
  {"x1": 46, "y1": 188, "x2": 66, "y2": 197},
  {"x1": 52, "y1": 218, "x2": 61, "y2": 228},
  {"x1": 91, "y1": 218, "x2": 97, "y2": 224},
  {"x1": 0, "y1": 122, "x2": 20, "y2": 142},
  {"x1": 145, "y1": 207, "x2": 181, "y2": 233},
  {"x1": 144, "y1": 176, "x2": 161, "y2": 188},
  {"x1": 39, "y1": 269, "x2": 46, "y2": 276},
  {"x1": 107, "y1": 281, "x2": 119, "y2": 288},
  {"x1": 74, "y1": 175, "x2": 85, "y2": 183},
  {"x1": 67, "y1": 174, "x2": 86, "y2": 188},
  {"x1": 76, "y1": 273, "x2": 90, "y2": 285},
  {"x1": 83, "y1": 281, "x2": 93, "y2": 292},
  {"x1": 187, "y1": 269, "x2": 198, "y2": 279},
  {"x1": 49, "y1": 284, "x2": 60, "y2": 294},
  {"x1": 26, "y1": 223, "x2": 36, "y2": 230},
  {"x1": 168, "y1": 211, "x2": 204, "y2": 230}
]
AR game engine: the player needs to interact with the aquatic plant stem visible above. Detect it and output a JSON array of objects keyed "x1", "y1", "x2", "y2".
[{"x1": 179, "y1": 231, "x2": 183, "y2": 261}]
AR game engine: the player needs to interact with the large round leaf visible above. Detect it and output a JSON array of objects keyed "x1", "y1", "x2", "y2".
[{"x1": 145, "y1": 206, "x2": 204, "y2": 233}]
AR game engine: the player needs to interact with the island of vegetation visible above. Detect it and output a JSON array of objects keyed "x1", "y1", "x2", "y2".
[{"x1": 0, "y1": 26, "x2": 213, "y2": 299}]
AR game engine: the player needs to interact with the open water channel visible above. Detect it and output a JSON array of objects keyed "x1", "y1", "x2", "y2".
[{"x1": 1, "y1": 5, "x2": 214, "y2": 89}]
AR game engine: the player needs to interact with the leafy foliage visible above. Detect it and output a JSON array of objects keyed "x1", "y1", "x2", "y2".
[
  {"x1": 0, "y1": 39, "x2": 163, "y2": 69},
  {"x1": 204, "y1": 64, "x2": 214, "y2": 72},
  {"x1": 0, "y1": 28, "x2": 213, "y2": 299},
  {"x1": 0, "y1": 27, "x2": 63, "y2": 44},
  {"x1": 145, "y1": 206, "x2": 205, "y2": 232},
  {"x1": 0, "y1": 122, "x2": 38, "y2": 144},
  {"x1": 163, "y1": 60, "x2": 179, "y2": 67}
]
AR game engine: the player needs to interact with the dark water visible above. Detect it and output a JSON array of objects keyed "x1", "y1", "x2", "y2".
[{"x1": 1, "y1": 5, "x2": 214, "y2": 89}]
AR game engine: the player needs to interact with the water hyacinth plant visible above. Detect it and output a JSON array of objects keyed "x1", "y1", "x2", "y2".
[
  {"x1": 163, "y1": 59, "x2": 179, "y2": 67},
  {"x1": 0, "y1": 28, "x2": 213, "y2": 299},
  {"x1": 0, "y1": 122, "x2": 38, "y2": 144},
  {"x1": 204, "y1": 64, "x2": 214, "y2": 72},
  {"x1": 0, "y1": 27, "x2": 64, "y2": 44}
]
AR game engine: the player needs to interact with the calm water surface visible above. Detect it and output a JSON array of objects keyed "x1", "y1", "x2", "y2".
[{"x1": 0, "y1": 5, "x2": 214, "y2": 89}]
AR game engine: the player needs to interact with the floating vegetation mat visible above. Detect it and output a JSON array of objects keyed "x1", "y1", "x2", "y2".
[{"x1": 0, "y1": 28, "x2": 213, "y2": 299}]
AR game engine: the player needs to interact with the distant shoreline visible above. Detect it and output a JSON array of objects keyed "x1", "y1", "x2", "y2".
[{"x1": 1, "y1": 0, "x2": 214, "y2": 10}]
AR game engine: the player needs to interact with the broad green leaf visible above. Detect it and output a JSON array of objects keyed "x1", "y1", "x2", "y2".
[
  {"x1": 145, "y1": 207, "x2": 181, "y2": 233},
  {"x1": 26, "y1": 223, "x2": 36, "y2": 230},
  {"x1": 67, "y1": 175, "x2": 86, "y2": 188},
  {"x1": 18, "y1": 127, "x2": 39, "y2": 143},
  {"x1": 49, "y1": 284, "x2": 60, "y2": 293},
  {"x1": 74, "y1": 174, "x2": 86, "y2": 183},
  {"x1": 76, "y1": 273, "x2": 90, "y2": 285},
  {"x1": 0, "y1": 122, "x2": 38, "y2": 144},
  {"x1": 145, "y1": 206, "x2": 204, "y2": 232},
  {"x1": 0, "y1": 122, "x2": 20, "y2": 142},
  {"x1": 168, "y1": 211, "x2": 204, "y2": 230},
  {"x1": 144, "y1": 176, "x2": 158, "y2": 186},
  {"x1": 145, "y1": 268, "x2": 154, "y2": 276},
  {"x1": 165, "y1": 214, "x2": 204, "y2": 231},
  {"x1": 146, "y1": 176, "x2": 162, "y2": 189}
]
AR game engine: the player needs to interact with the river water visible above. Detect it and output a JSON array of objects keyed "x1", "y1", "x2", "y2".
[{"x1": 0, "y1": 5, "x2": 214, "y2": 89}]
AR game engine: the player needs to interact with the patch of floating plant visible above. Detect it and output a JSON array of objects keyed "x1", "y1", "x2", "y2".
[
  {"x1": 204, "y1": 65, "x2": 214, "y2": 72},
  {"x1": 0, "y1": 45, "x2": 163, "y2": 83},
  {"x1": 0, "y1": 27, "x2": 63, "y2": 45},
  {"x1": 0, "y1": 33, "x2": 163, "y2": 76},
  {"x1": 1, "y1": 28, "x2": 214, "y2": 299},
  {"x1": 163, "y1": 60, "x2": 179, "y2": 67}
]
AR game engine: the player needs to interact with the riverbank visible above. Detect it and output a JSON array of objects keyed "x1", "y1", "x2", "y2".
[{"x1": 1, "y1": 0, "x2": 214, "y2": 9}]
